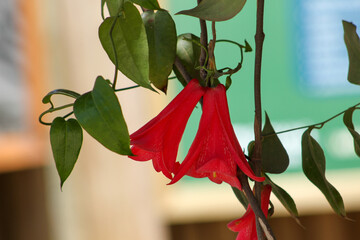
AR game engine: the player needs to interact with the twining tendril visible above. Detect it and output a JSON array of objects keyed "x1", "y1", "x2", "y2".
[
  {"x1": 39, "y1": 89, "x2": 80, "y2": 125},
  {"x1": 181, "y1": 37, "x2": 209, "y2": 73},
  {"x1": 215, "y1": 39, "x2": 249, "y2": 77},
  {"x1": 39, "y1": 104, "x2": 74, "y2": 126}
]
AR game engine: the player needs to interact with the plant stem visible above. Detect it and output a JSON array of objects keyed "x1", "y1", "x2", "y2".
[
  {"x1": 174, "y1": 56, "x2": 192, "y2": 83},
  {"x1": 110, "y1": 16, "x2": 119, "y2": 90},
  {"x1": 197, "y1": 0, "x2": 208, "y2": 80},
  {"x1": 264, "y1": 102, "x2": 360, "y2": 137},
  {"x1": 238, "y1": 172, "x2": 276, "y2": 240},
  {"x1": 254, "y1": 0, "x2": 266, "y2": 239},
  {"x1": 114, "y1": 85, "x2": 140, "y2": 92}
]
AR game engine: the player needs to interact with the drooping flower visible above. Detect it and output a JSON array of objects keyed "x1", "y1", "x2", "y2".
[
  {"x1": 170, "y1": 83, "x2": 264, "y2": 189},
  {"x1": 129, "y1": 79, "x2": 205, "y2": 179},
  {"x1": 227, "y1": 185, "x2": 272, "y2": 240}
]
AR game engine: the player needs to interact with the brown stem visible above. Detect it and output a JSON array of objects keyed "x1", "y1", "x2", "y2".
[
  {"x1": 197, "y1": 0, "x2": 208, "y2": 80},
  {"x1": 254, "y1": 0, "x2": 266, "y2": 239},
  {"x1": 206, "y1": 21, "x2": 217, "y2": 76},
  {"x1": 174, "y1": 56, "x2": 192, "y2": 83},
  {"x1": 238, "y1": 173, "x2": 276, "y2": 240},
  {"x1": 211, "y1": 21, "x2": 216, "y2": 43}
]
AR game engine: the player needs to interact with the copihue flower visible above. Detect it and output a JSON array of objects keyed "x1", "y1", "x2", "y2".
[
  {"x1": 129, "y1": 79, "x2": 205, "y2": 179},
  {"x1": 227, "y1": 185, "x2": 272, "y2": 240},
  {"x1": 170, "y1": 83, "x2": 264, "y2": 189}
]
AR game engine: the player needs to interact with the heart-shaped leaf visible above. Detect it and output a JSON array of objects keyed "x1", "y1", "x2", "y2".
[
  {"x1": 343, "y1": 107, "x2": 360, "y2": 157},
  {"x1": 343, "y1": 20, "x2": 360, "y2": 85},
  {"x1": 131, "y1": 0, "x2": 160, "y2": 10},
  {"x1": 99, "y1": 2, "x2": 152, "y2": 90},
  {"x1": 50, "y1": 117, "x2": 83, "y2": 188},
  {"x1": 173, "y1": 33, "x2": 201, "y2": 86},
  {"x1": 265, "y1": 174, "x2": 298, "y2": 219},
  {"x1": 74, "y1": 76, "x2": 132, "y2": 155},
  {"x1": 261, "y1": 113, "x2": 289, "y2": 173},
  {"x1": 177, "y1": 0, "x2": 247, "y2": 22},
  {"x1": 302, "y1": 128, "x2": 346, "y2": 217},
  {"x1": 142, "y1": 10, "x2": 177, "y2": 93}
]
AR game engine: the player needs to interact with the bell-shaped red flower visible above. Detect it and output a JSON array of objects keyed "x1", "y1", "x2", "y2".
[
  {"x1": 129, "y1": 79, "x2": 205, "y2": 179},
  {"x1": 170, "y1": 83, "x2": 264, "y2": 189},
  {"x1": 227, "y1": 185, "x2": 272, "y2": 240}
]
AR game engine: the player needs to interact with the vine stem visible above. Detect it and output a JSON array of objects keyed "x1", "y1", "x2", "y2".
[
  {"x1": 174, "y1": 57, "x2": 192, "y2": 83},
  {"x1": 238, "y1": 172, "x2": 275, "y2": 240},
  {"x1": 198, "y1": 0, "x2": 208, "y2": 80},
  {"x1": 253, "y1": 0, "x2": 266, "y2": 239},
  {"x1": 110, "y1": 16, "x2": 119, "y2": 90},
  {"x1": 264, "y1": 102, "x2": 360, "y2": 137},
  {"x1": 115, "y1": 85, "x2": 140, "y2": 92}
]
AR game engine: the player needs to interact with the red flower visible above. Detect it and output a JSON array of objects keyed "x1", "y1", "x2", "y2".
[
  {"x1": 129, "y1": 79, "x2": 205, "y2": 179},
  {"x1": 227, "y1": 185, "x2": 272, "y2": 240},
  {"x1": 170, "y1": 83, "x2": 264, "y2": 189}
]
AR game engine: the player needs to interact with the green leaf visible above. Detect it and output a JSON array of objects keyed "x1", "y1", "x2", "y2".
[
  {"x1": 265, "y1": 174, "x2": 298, "y2": 218},
  {"x1": 225, "y1": 76, "x2": 232, "y2": 90},
  {"x1": 261, "y1": 113, "x2": 289, "y2": 173},
  {"x1": 343, "y1": 107, "x2": 360, "y2": 157},
  {"x1": 173, "y1": 33, "x2": 201, "y2": 86},
  {"x1": 50, "y1": 117, "x2": 83, "y2": 188},
  {"x1": 74, "y1": 76, "x2": 132, "y2": 155},
  {"x1": 177, "y1": 0, "x2": 247, "y2": 22},
  {"x1": 142, "y1": 10, "x2": 177, "y2": 93},
  {"x1": 302, "y1": 128, "x2": 346, "y2": 217},
  {"x1": 99, "y1": 2, "x2": 152, "y2": 90},
  {"x1": 247, "y1": 140, "x2": 255, "y2": 154},
  {"x1": 244, "y1": 40, "x2": 252, "y2": 52},
  {"x1": 105, "y1": 0, "x2": 124, "y2": 16},
  {"x1": 131, "y1": 0, "x2": 160, "y2": 10},
  {"x1": 231, "y1": 186, "x2": 248, "y2": 209},
  {"x1": 343, "y1": 20, "x2": 360, "y2": 85}
]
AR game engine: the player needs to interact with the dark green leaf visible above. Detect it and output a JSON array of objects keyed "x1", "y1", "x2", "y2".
[
  {"x1": 99, "y1": 2, "x2": 152, "y2": 90},
  {"x1": 343, "y1": 20, "x2": 360, "y2": 85},
  {"x1": 177, "y1": 0, "x2": 247, "y2": 22},
  {"x1": 231, "y1": 186, "x2": 248, "y2": 209},
  {"x1": 225, "y1": 76, "x2": 232, "y2": 90},
  {"x1": 302, "y1": 128, "x2": 346, "y2": 217},
  {"x1": 265, "y1": 174, "x2": 298, "y2": 218},
  {"x1": 244, "y1": 40, "x2": 252, "y2": 52},
  {"x1": 74, "y1": 76, "x2": 132, "y2": 155},
  {"x1": 247, "y1": 140, "x2": 255, "y2": 157},
  {"x1": 142, "y1": 10, "x2": 177, "y2": 93},
  {"x1": 131, "y1": 0, "x2": 160, "y2": 10},
  {"x1": 343, "y1": 107, "x2": 360, "y2": 157},
  {"x1": 261, "y1": 113, "x2": 289, "y2": 173},
  {"x1": 173, "y1": 33, "x2": 201, "y2": 86},
  {"x1": 50, "y1": 117, "x2": 83, "y2": 188},
  {"x1": 105, "y1": 0, "x2": 124, "y2": 17}
]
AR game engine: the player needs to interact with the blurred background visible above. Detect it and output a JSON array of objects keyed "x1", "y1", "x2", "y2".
[{"x1": 0, "y1": 0, "x2": 360, "y2": 240}]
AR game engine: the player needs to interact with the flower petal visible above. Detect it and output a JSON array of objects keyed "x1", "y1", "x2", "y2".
[
  {"x1": 228, "y1": 185, "x2": 272, "y2": 240},
  {"x1": 171, "y1": 84, "x2": 263, "y2": 188},
  {"x1": 129, "y1": 79, "x2": 205, "y2": 178}
]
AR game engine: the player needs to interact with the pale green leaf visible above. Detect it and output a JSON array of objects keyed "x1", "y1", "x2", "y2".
[{"x1": 177, "y1": 0, "x2": 247, "y2": 21}]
